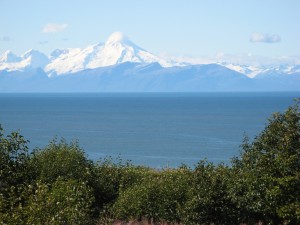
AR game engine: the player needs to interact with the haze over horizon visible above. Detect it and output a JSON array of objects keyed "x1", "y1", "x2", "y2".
[{"x1": 1, "y1": 0, "x2": 299, "y2": 66}]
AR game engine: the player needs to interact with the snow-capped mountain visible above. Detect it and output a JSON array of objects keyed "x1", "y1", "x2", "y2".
[
  {"x1": 0, "y1": 32, "x2": 299, "y2": 79},
  {"x1": 0, "y1": 32, "x2": 175, "y2": 76},
  {"x1": 0, "y1": 31, "x2": 299, "y2": 92},
  {"x1": 0, "y1": 49, "x2": 49, "y2": 72},
  {"x1": 220, "y1": 63, "x2": 300, "y2": 78},
  {"x1": 45, "y1": 32, "x2": 174, "y2": 76},
  {"x1": 22, "y1": 49, "x2": 49, "y2": 69},
  {"x1": 0, "y1": 50, "x2": 21, "y2": 63},
  {"x1": 219, "y1": 63, "x2": 266, "y2": 78}
]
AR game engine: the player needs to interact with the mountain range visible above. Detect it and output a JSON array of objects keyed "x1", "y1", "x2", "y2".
[{"x1": 0, "y1": 32, "x2": 299, "y2": 92}]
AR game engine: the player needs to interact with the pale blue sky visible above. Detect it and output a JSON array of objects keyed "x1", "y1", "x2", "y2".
[{"x1": 0, "y1": 0, "x2": 299, "y2": 60}]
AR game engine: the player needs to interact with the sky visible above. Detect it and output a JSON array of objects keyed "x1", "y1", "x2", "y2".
[{"x1": 0, "y1": 0, "x2": 299, "y2": 64}]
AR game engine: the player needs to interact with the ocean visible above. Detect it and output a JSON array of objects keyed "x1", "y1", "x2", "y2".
[{"x1": 0, "y1": 92, "x2": 298, "y2": 168}]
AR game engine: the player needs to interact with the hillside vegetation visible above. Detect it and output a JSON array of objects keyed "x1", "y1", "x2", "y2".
[{"x1": 0, "y1": 101, "x2": 299, "y2": 225}]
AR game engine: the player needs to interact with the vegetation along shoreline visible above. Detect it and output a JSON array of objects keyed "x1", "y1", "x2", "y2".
[{"x1": 1, "y1": 100, "x2": 299, "y2": 224}]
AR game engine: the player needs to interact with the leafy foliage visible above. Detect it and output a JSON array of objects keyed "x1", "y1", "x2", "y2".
[
  {"x1": 94, "y1": 157, "x2": 152, "y2": 208},
  {"x1": 0, "y1": 127, "x2": 31, "y2": 224},
  {"x1": 231, "y1": 100, "x2": 300, "y2": 224},
  {"x1": 30, "y1": 138, "x2": 93, "y2": 183},
  {"x1": 181, "y1": 161, "x2": 239, "y2": 225},
  {"x1": 26, "y1": 179, "x2": 95, "y2": 225},
  {"x1": 0, "y1": 126, "x2": 30, "y2": 190},
  {"x1": 112, "y1": 166, "x2": 192, "y2": 223}
]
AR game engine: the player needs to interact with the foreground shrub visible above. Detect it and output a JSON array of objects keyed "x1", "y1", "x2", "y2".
[
  {"x1": 94, "y1": 157, "x2": 153, "y2": 208},
  {"x1": 0, "y1": 127, "x2": 32, "y2": 224},
  {"x1": 230, "y1": 100, "x2": 300, "y2": 224},
  {"x1": 26, "y1": 179, "x2": 95, "y2": 225},
  {"x1": 0, "y1": 126, "x2": 31, "y2": 190},
  {"x1": 30, "y1": 139, "x2": 93, "y2": 184},
  {"x1": 29, "y1": 139, "x2": 106, "y2": 219},
  {"x1": 111, "y1": 166, "x2": 192, "y2": 223},
  {"x1": 181, "y1": 161, "x2": 239, "y2": 225},
  {"x1": 0, "y1": 184, "x2": 28, "y2": 224}
]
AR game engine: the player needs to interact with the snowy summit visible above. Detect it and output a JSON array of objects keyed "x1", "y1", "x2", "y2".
[
  {"x1": 44, "y1": 32, "x2": 172, "y2": 76},
  {"x1": 105, "y1": 31, "x2": 127, "y2": 44}
]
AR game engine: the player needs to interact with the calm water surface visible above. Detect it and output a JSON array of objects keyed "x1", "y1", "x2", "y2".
[{"x1": 0, "y1": 92, "x2": 298, "y2": 168}]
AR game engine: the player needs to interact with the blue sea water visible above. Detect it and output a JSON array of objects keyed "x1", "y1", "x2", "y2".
[{"x1": 0, "y1": 92, "x2": 298, "y2": 168}]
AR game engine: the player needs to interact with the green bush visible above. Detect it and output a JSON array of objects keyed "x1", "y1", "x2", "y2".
[
  {"x1": 230, "y1": 100, "x2": 300, "y2": 224},
  {"x1": 181, "y1": 161, "x2": 239, "y2": 225},
  {"x1": 0, "y1": 184, "x2": 28, "y2": 224},
  {"x1": 25, "y1": 179, "x2": 95, "y2": 225},
  {"x1": 29, "y1": 139, "x2": 105, "y2": 220},
  {"x1": 0, "y1": 127, "x2": 32, "y2": 224},
  {"x1": 111, "y1": 166, "x2": 192, "y2": 223},
  {"x1": 30, "y1": 138, "x2": 93, "y2": 183},
  {"x1": 94, "y1": 158, "x2": 152, "y2": 208},
  {"x1": 0, "y1": 126, "x2": 31, "y2": 190}
]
